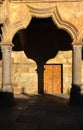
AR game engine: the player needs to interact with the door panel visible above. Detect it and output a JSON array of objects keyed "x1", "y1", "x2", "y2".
[{"x1": 44, "y1": 64, "x2": 62, "y2": 94}]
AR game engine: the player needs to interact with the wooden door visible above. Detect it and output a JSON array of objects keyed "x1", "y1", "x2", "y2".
[{"x1": 44, "y1": 64, "x2": 62, "y2": 94}]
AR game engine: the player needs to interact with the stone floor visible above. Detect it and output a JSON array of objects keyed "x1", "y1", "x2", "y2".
[{"x1": 0, "y1": 94, "x2": 83, "y2": 130}]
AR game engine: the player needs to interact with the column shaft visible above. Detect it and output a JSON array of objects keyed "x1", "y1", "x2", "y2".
[
  {"x1": 1, "y1": 44, "x2": 12, "y2": 92},
  {"x1": 72, "y1": 45, "x2": 82, "y2": 86}
]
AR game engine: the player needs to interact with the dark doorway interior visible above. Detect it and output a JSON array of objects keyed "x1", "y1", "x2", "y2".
[{"x1": 13, "y1": 17, "x2": 72, "y2": 94}]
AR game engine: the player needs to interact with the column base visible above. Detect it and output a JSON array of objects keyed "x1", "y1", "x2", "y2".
[
  {"x1": 0, "y1": 91, "x2": 14, "y2": 106},
  {"x1": 80, "y1": 84, "x2": 83, "y2": 94},
  {"x1": 1, "y1": 83, "x2": 13, "y2": 93},
  {"x1": 69, "y1": 84, "x2": 83, "y2": 106},
  {"x1": 0, "y1": 83, "x2": 14, "y2": 106},
  {"x1": 70, "y1": 84, "x2": 82, "y2": 97}
]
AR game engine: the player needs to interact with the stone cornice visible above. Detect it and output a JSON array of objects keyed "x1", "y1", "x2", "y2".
[{"x1": 10, "y1": 0, "x2": 83, "y2": 3}]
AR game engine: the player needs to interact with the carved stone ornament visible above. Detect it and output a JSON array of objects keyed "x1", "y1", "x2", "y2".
[{"x1": 0, "y1": 0, "x2": 4, "y2": 6}]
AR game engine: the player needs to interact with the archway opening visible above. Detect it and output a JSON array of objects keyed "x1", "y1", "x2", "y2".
[
  {"x1": 12, "y1": 17, "x2": 72, "y2": 94},
  {"x1": 14, "y1": 18, "x2": 72, "y2": 61}
]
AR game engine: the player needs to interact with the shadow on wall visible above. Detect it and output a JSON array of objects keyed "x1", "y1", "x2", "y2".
[{"x1": 13, "y1": 17, "x2": 72, "y2": 94}]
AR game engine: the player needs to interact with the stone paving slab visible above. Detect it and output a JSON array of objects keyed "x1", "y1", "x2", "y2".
[{"x1": 0, "y1": 94, "x2": 83, "y2": 130}]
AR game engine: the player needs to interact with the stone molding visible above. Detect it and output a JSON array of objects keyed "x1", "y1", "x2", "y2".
[
  {"x1": 10, "y1": 0, "x2": 83, "y2": 3},
  {"x1": 1, "y1": 5, "x2": 77, "y2": 43},
  {"x1": 29, "y1": 5, "x2": 77, "y2": 39}
]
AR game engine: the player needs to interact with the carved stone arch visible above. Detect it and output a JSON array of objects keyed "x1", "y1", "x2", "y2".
[
  {"x1": 1, "y1": 9, "x2": 31, "y2": 43},
  {"x1": 52, "y1": 7, "x2": 77, "y2": 42},
  {"x1": 27, "y1": 5, "x2": 77, "y2": 42},
  {"x1": 1, "y1": 4, "x2": 78, "y2": 44}
]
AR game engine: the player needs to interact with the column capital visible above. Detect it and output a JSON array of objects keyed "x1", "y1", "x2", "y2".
[
  {"x1": 1, "y1": 44, "x2": 13, "y2": 53},
  {"x1": 72, "y1": 44, "x2": 82, "y2": 53},
  {"x1": 0, "y1": 41, "x2": 13, "y2": 45},
  {"x1": 72, "y1": 41, "x2": 83, "y2": 45}
]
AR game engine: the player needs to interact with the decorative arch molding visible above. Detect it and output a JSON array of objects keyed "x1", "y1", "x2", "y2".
[
  {"x1": 1, "y1": 5, "x2": 78, "y2": 43},
  {"x1": 1, "y1": 9, "x2": 31, "y2": 43},
  {"x1": 28, "y1": 5, "x2": 78, "y2": 41},
  {"x1": 52, "y1": 7, "x2": 77, "y2": 42}
]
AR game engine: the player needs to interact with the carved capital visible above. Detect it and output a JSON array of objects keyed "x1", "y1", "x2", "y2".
[
  {"x1": 1, "y1": 44, "x2": 12, "y2": 53},
  {"x1": 73, "y1": 44, "x2": 82, "y2": 53}
]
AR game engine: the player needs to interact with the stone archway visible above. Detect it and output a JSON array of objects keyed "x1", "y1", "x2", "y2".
[
  {"x1": 2, "y1": 6, "x2": 77, "y2": 43},
  {"x1": 12, "y1": 17, "x2": 72, "y2": 94},
  {"x1": 13, "y1": 18, "x2": 72, "y2": 93},
  {"x1": 0, "y1": 0, "x2": 83, "y2": 105}
]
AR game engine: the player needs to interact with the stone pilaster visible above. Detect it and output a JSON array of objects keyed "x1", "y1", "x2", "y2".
[{"x1": 1, "y1": 44, "x2": 13, "y2": 92}]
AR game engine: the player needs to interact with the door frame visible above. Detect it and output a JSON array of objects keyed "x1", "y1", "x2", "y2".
[{"x1": 44, "y1": 64, "x2": 63, "y2": 93}]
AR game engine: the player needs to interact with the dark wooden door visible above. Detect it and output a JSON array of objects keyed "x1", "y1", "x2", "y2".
[{"x1": 44, "y1": 64, "x2": 62, "y2": 94}]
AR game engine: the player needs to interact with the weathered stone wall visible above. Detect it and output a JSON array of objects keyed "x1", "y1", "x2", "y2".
[
  {"x1": 0, "y1": 50, "x2": 82, "y2": 95},
  {"x1": 11, "y1": 51, "x2": 38, "y2": 94},
  {"x1": 11, "y1": 50, "x2": 72, "y2": 94}
]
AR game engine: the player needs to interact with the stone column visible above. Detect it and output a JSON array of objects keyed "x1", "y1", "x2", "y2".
[
  {"x1": 72, "y1": 44, "x2": 82, "y2": 88},
  {"x1": 69, "y1": 44, "x2": 83, "y2": 105},
  {"x1": 1, "y1": 44, "x2": 13, "y2": 93}
]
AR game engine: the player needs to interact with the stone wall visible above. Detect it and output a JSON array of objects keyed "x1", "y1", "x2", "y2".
[
  {"x1": 11, "y1": 51, "x2": 38, "y2": 94},
  {"x1": 1, "y1": 49, "x2": 81, "y2": 95},
  {"x1": 11, "y1": 50, "x2": 72, "y2": 95}
]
